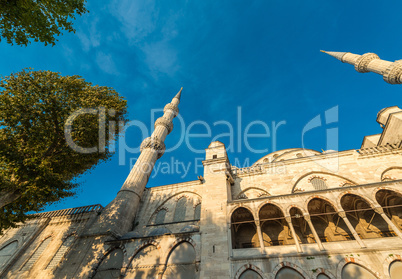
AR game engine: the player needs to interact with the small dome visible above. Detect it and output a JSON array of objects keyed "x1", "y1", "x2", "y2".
[
  {"x1": 179, "y1": 225, "x2": 200, "y2": 233},
  {"x1": 120, "y1": 231, "x2": 142, "y2": 240},
  {"x1": 147, "y1": 227, "x2": 171, "y2": 237}
]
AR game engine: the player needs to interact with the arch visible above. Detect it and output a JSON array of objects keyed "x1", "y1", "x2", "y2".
[
  {"x1": 231, "y1": 207, "x2": 259, "y2": 249},
  {"x1": 257, "y1": 201, "x2": 286, "y2": 216},
  {"x1": 383, "y1": 254, "x2": 402, "y2": 278},
  {"x1": 236, "y1": 187, "x2": 271, "y2": 200},
  {"x1": 375, "y1": 189, "x2": 402, "y2": 234},
  {"x1": 336, "y1": 257, "x2": 381, "y2": 279},
  {"x1": 272, "y1": 262, "x2": 309, "y2": 279},
  {"x1": 292, "y1": 172, "x2": 358, "y2": 194},
  {"x1": 311, "y1": 268, "x2": 336, "y2": 279},
  {"x1": 381, "y1": 167, "x2": 402, "y2": 181},
  {"x1": 341, "y1": 193, "x2": 395, "y2": 239},
  {"x1": 148, "y1": 191, "x2": 202, "y2": 225},
  {"x1": 162, "y1": 241, "x2": 198, "y2": 279},
  {"x1": 259, "y1": 203, "x2": 292, "y2": 246},
  {"x1": 20, "y1": 236, "x2": 52, "y2": 272},
  {"x1": 234, "y1": 264, "x2": 267, "y2": 279},
  {"x1": 0, "y1": 240, "x2": 18, "y2": 270},
  {"x1": 336, "y1": 191, "x2": 376, "y2": 210},
  {"x1": 125, "y1": 244, "x2": 161, "y2": 279},
  {"x1": 228, "y1": 204, "x2": 257, "y2": 222},
  {"x1": 304, "y1": 195, "x2": 340, "y2": 212},
  {"x1": 46, "y1": 234, "x2": 76, "y2": 269},
  {"x1": 92, "y1": 248, "x2": 124, "y2": 279},
  {"x1": 308, "y1": 198, "x2": 353, "y2": 242},
  {"x1": 286, "y1": 205, "x2": 307, "y2": 216},
  {"x1": 389, "y1": 260, "x2": 402, "y2": 279}
]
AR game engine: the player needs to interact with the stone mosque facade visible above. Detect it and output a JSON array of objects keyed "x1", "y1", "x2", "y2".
[{"x1": 0, "y1": 51, "x2": 402, "y2": 279}]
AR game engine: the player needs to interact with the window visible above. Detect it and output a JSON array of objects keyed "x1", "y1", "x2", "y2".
[
  {"x1": 173, "y1": 197, "x2": 187, "y2": 222},
  {"x1": 194, "y1": 204, "x2": 201, "y2": 220},
  {"x1": 155, "y1": 209, "x2": 167, "y2": 225},
  {"x1": 0, "y1": 241, "x2": 18, "y2": 269},
  {"x1": 212, "y1": 154, "x2": 217, "y2": 159},
  {"x1": 46, "y1": 235, "x2": 75, "y2": 269},
  {"x1": 21, "y1": 237, "x2": 52, "y2": 271},
  {"x1": 310, "y1": 177, "x2": 328, "y2": 190}
]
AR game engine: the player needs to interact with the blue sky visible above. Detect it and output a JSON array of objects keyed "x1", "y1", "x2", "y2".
[{"x1": 1, "y1": 0, "x2": 401, "y2": 211}]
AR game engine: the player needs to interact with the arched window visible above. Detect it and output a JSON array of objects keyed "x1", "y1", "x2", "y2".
[
  {"x1": 173, "y1": 197, "x2": 187, "y2": 222},
  {"x1": 194, "y1": 204, "x2": 201, "y2": 220},
  {"x1": 317, "y1": 274, "x2": 330, "y2": 279},
  {"x1": 308, "y1": 198, "x2": 353, "y2": 242},
  {"x1": 93, "y1": 249, "x2": 124, "y2": 279},
  {"x1": 390, "y1": 261, "x2": 402, "y2": 279},
  {"x1": 163, "y1": 242, "x2": 197, "y2": 279},
  {"x1": 21, "y1": 237, "x2": 52, "y2": 271},
  {"x1": 275, "y1": 267, "x2": 305, "y2": 279},
  {"x1": 46, "y1": 235, "x2": 75, "y2": 269},
  {"x1": 341, "y1": 263, "x2": 377, "y2": 279},
  {"x1": 259, "y1": 204, "x2": 291, "y2": 246},
  {"x1": 155, "y1": 209, "x2": 167, "y2": 225},
  {"x1": 0, "y1": 241, "x2": 18, "y2": 269},
  {"x1": 341, "y1": 194, "x2": 394, "y2": 239},
  {"x1": 231, "y1": 207, "x2": 259, "y2": 249},
  {"x1": 239, "y1": 269, "x2": 263, "y2": 279},
  {"x1": 310, "y1": 178, "x2": 327, "y2": 190}
]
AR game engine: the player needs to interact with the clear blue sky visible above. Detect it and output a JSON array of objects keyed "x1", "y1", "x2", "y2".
[{"x1": 1, "y1": 0, "x2": 401, "y2": 212}]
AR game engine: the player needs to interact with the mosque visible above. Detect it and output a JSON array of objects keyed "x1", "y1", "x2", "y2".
[{"x1": 0, "y1": 51, "x2": 401, "y2": 279}]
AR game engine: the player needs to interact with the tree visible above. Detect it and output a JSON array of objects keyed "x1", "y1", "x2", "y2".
[
  {"x1": 0, "y1": 69, "x2": 128, "y2": 231},
  {"x1": 0, "y1": 0, "x2": 87, "y2": 46}
]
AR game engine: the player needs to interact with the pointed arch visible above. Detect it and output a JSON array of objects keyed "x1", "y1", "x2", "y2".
[
  {"x1": 336, "y1": 257, "x2": 381, "y2": 279},
  {"x1": 162, "y1": 240, "x2": 198, "y2": 279},
  {"x1": 272, "y1": 262, "x2": 309, "y2": 279},
  {"x1": 125, "y1": 244, "x2": 161, "y2": 279},
  {"x1": 235, "y1": 187, "x2": 270, "y2": 200},
  {"x1": 234, "y1": 264, "x2": 267, "y2": 279},
  {"x1": 92, "y1": 248, "x2": 124, "y2": 279},
  {"x1": 291, "y1": 171, "x2": 358, "y2": 193}
]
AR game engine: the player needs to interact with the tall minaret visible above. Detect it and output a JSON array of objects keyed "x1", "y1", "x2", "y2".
[
  {"x1": 92, "y1": 88, "x2": 183, "y2": 236},
  {"x1": 321, "y1": 50, "x2": 402, "y2": 84}
]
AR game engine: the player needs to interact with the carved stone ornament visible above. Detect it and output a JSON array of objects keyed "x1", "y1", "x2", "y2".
[
  {"x1": 155, "y1": 117, "x2": 173, "y2": 134},
  {"x1": 355, "y1": 53, "x2": 380, "y2": 73},
  {"x1": 383, "y1": 60, "x2": 402, "y2": 84},
  {"x1": 140, "y1": 136, "x2": 166, "y2": 158},
  {"x1": 163, "y1": 103, "x2": 179, "y2": 116}
]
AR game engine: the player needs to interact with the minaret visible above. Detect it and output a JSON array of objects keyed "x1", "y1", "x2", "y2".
[
  {"x1": 92, "y1": 88, "x2": 183, "y2": 236},
  {"x1": 321, "y1": 50, "x2": 402, "y2": 84}
]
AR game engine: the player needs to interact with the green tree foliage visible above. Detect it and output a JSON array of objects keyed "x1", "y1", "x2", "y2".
[
  {"x1": 0, "y1": 0, "x2": 87, "y2": 46},
  {"x1": 0, "y1": 69, "x2": 128, "y2": 231}
]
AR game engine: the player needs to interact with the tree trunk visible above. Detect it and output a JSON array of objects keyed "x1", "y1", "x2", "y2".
[{"x1": 0, "y1": 189, "x2": 21, "y2": 209}]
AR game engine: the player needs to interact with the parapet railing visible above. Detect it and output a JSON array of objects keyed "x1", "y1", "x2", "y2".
[
  {"x1": 357, "y1": 142, "x2": 402, "y2": 156},
  {"x1": 31, "y1": 204, "x2": 103, "y2": 219}
]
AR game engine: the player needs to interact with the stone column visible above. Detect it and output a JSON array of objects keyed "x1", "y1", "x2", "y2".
[
  {"x1": 338, "y1": 211, "x2": 366, "y2": 248},
  {"x1": 285, "y1": 216, "x2": 302, "y2": 253},
  {"x1": 374, "y1": 207, "x2": 402, "y2": 239},
  {"x1": 255, "y1": 219, "x2": 265, "y2": 253},
  {"x1": 304, "y1": 214, "x2": 325, "y2": 251},
  {"x1": 227, "y1": 223, "x2": 233, "y2": 257}
]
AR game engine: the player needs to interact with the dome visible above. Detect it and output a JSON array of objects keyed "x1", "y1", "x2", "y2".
[
  {"x1": 179, "y1": 225, "x2": 200, "y2": 233},
  {"x1": 147, "y1": 227, "x2": 171, "y2": 237}
]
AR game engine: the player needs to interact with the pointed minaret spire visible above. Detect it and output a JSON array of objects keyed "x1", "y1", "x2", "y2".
[
  {"x1": 174, "y1": 87, "x2": 183, "y2": 100},
  {"x1": 321, "y1": 50, "x2": 402, "y2": 84},
  {"x1": 90, "y1": 88, "x2": 184, "y2": 236},
  {"x1": 320, "y1": 50, "x2": 348, "y2": 62}
]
